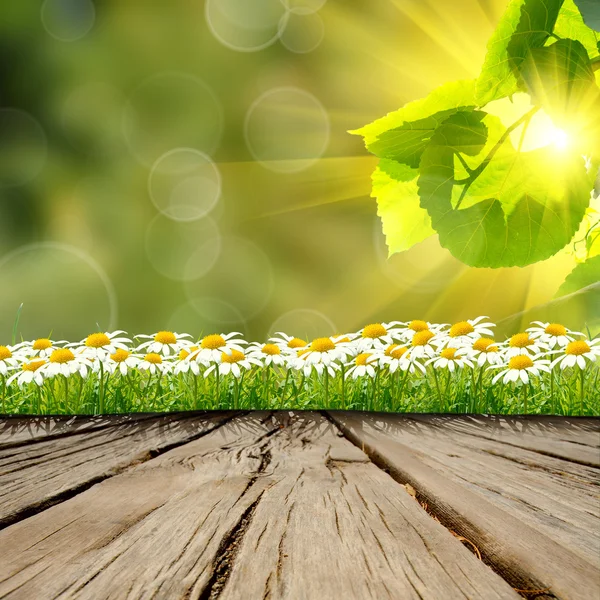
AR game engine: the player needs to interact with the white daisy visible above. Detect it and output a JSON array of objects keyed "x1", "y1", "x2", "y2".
[
  {"x1": 345, "y1": 352, "x2": 378, "y2": 379},
  {"x1": 354, "y1": 322, "x2": 405, "y2": 351},
  {"x1": 398, "y1": 319, "x2": 447, "y2": 342},
  {"x1": 204, "y1": 349, "x2": 262, "y2": 379},
  {"x1": 526, "y1": 322, "x2": 581, "y2": 349},
  {"x1": 491, "y1": 355, "x2": 550, "y2": 385},
  {"x1": 105, "y1": 349, "x2": 142, "y2": 376},
  {"x1": 247, "y1": 343, "x2": 288, "y2": 367},
  {"x1": 75, "y1": 331, "x2": 132, "y2": 360},
  {"x1": 191, "y1": 332, "x2": 247, "y2": 363},
  {"x1": 371, "y1": 344, "x2": 426, "y2": 375},
  {"x1": 0, "y1": 344, "x2": 23, "y2": 375},
  {"x1": 135, "y1": 331, "x2": 192, "y2": 356},
  {"x1": 138, "y1": 352, "x2": 172, "y2": 375},
  {"x1": 426, "y1": 347, "x2": 474, "y2": 372},
  {"x1": 470, "y1": 337, "x2": 503, "y2": 366},
  {"x1": 550, "y1": 339, "x2": 600, "y2": 370},
  {"x1": 39, "y1": 348, "x2": 93, "y2": 379},
  {"x1": 173, "y1": 346, "x2": 205, "y2": 376},
  {"x1": 438, "y1": 317, "x2": 496, "y2": 348},
  {"x1": 409, "y1": 330, "x2": 439, "y2": 359},
  {"x1": 6, "y1": 359, "x2": 47, "y2": 387},
  {"x1": 292, "y1": 336, "x2": 352, "y2": 377},
  {"x1": 503, "y1": 333, "x2": 546, "y2": 357},
  {"x1": 268, "y1": 332, "x2": 308, "y2": 354},
  {"x1": 22, "y1": 337, "x2": 69, "y2": 359}
]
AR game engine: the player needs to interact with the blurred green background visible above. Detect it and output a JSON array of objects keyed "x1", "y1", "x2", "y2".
[{"x1": 0, "y1": 0, "x2": 596, "y2": 343}]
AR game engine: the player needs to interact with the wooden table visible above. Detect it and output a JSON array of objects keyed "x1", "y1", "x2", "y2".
[{"x1": 0, "y1": 412, "x2": 598, "y2": 599}]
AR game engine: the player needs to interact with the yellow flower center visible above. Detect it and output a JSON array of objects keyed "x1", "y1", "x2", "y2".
[
  {"x1": 262, "y1": 343, "x2": 280, "y2": 356},
  {"x1": 33, "y1": 338, "x2": 52, "y2": 350},
  {"x1": 309, "y1": 337, "x2": 335, "y2": 353},
  {"x1": 145, "y1": 353, "x2": 162, "y2": 364},
  {"x1": 221, "y1": 349, "x2": 245, "y2": 364},
  {"x1": 111, "y1": 349, "x2": 130, "y2": 362},
  {"x1": 334, "y1": 336, "x2": 351, "y2": 344},
  {"x1": 287, "y1": 337, "x2": 307, "y2": 349},
  {"x1": 509, "y1": 333, "x2": 534, "y2": 348},
  {"x1": 178, "y1": 346, "x2": 198, "y2": 361},
  {"x1": 201, "y1": 334, "x2": 226, "y2": 350},
  {"x1": 409, "y1": 320, "x2": 429, "y2": 332},
  {"x1": 297, "y1": 348, "x2": 310, "y2": 357},
  {"x1": 545, "y1": 323, "x2": 567, "y2": 337},
  {"x1": 154, "y1": 331, "x2": 177, "y2": 345},
  {"x1": 390, "y1": 346, "x2": 409, "y2": 360},
  {"x1": 85, "y1": 332, "x2": 111, "y2": 348},
  {"x1": 0, "y1": 346, "x2": 12, "y2": 360},
  {"x1": 441, "y1": 348, "x2": 458, "y2": 360},
  {"x1": 473, "y1": 337, "x2": 497, "y2": 353},
  {"x1": 412, "y1": 330, "x2": 434, "y2": 347},
  {"x1": 509, "y1": 355, "x2": 534, "y2": 370},
  {"x1": 23, "y1": 359, "x2": 46, "y2": 372},
  {"x1": 449, "y1": 321, "x2": 474, "y2": 337},
  {"x1": 565, "y1": 341, "x2": 591, "y2": 356},
  {"x1": 355, "y1": 353, "x2": 372, "y2": 366},
  {"x1": 362, "y1": 323, "x2": 387, "y2": 339},
  {"x1": 49, "y1": 349, "x2": 75, "y2": 364}
]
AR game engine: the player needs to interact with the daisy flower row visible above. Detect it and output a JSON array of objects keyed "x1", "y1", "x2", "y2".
[{"x1": 0, "y1": 318, "x2": 598, "y2": 388}]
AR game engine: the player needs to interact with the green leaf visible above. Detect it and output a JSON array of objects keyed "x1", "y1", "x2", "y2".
[
  {"x1": 367, "y1": 108, "x2": 467, "y2": 168},
  {"x1": 521, "y1": 40, "x2": 596, "y2": 123},
  {"x1": 476, "y1": 0, "x2": 563, "y2": 105},
  {"x1": 351, "y1": 79, "x2": 476, "y2": 147},
  {"x1": 418, "y1": 110, "x2": 593, "y2": 267},
  {"x1": 373, "y1": 159, "x2": 434, "y2": 255},
  {"x1": 573, "y1": 0, "x2": 600, "y2": 31},
  {"x1": 556, "y1": 255, "x2": 600, "y2": 296},
  {"x1": 554, "y1": 0, "x2": 600, "y2": 58}
]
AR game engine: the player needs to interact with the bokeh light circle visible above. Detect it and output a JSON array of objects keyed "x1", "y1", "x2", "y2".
[
  {"x1": 149, "y1": 148, "x2": 221, "y2": 222},
  {"x1": 168, "y1": 297, "x2": 248, "y2": 337},
  {"x1": 145, "y1": 215, "x2": 221, "y2": 282},
  {"x1": 372, "y1": 218, "x2": 463, "y2": 293},
  {"x1": 205, "y1": 0, "x2": 289, "y2": 52},
  {"x1": 278, "y1": 9, "x2": 325, "y2": 53},
  {"x1": 185, "y1": 236, "x2": 274, "y2": 320},
  {"x1": 280, "y1": 0, "x2": 327, "y2": 12},
  {"x1": 269, "y1": 308, "x2": 336, "y2": 341},
  {"x1": 0, "y1": 242, "x2": 117, "y2": 340},
  {"x1": 41, "y1": 0, "x2": 95, "y2": 42},
  {"x1": 244, "y1": 87, "x2": 330, "y2": 173},
  {"x1": 0, "y1": 109, "x2": 47, "y2": 188},
  {"x1": 122, "y1": 72, "x2": 223, "y2": 167}
]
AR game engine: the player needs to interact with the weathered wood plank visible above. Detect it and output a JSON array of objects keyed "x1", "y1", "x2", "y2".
[
  {"x1": 328, "y1": 412, "x2": 600, "y2": 600},
  {"x1": 409, "y1": 414, "x2": 600, "y2": 466},
  {"x1": 0, "y1": 411, "x2": 238, "y2": 528},
  {"x1": 0, "y1": 413, "x2": 158, "y2": 449},
  {"x1": 348, "y1": 413, "x2": 600, "y2": 564},
  {"x1": 0, "y1": 412, "x2": 519, "y2": 599}
]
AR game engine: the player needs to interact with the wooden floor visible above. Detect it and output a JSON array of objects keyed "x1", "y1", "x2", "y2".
[{"x1": 0, "y1": 412, "x2": 598, "y2": 600}]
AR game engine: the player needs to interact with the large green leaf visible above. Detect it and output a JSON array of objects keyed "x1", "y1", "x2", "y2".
[
  {"x1": 350, "y1": 80, "x2": 476, "y2": 147},
  {"x1": 476, "y1": 0, "x2": 563, "y2": 105},
  {"x1": 556, "y1": 255, "x2": 600, "y2": 296},
  {"x1": 372, "y1": 159, "x2": 434, "y2": 255},
  {"x1": 573, "y1": 0, "x2": 600, "y2": 31},
  {"x1": 418, "y1": 110, "x2": 593, "y2": 267},
  {"x1": 521, "y1": 40, "x2": 595, "y2": 122},
  {"x1": 554, "y1": 0, "x2": 600, "y2": 58}
]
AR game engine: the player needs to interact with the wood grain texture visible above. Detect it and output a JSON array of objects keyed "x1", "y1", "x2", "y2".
[
  {"x1": 409, "y1": 414, "x2": 600, "y2": 467},
  {"x1": 0, "y1": 411, "x2": 237, "y2": 528},
  {"x1": 0, "y1": 413, "x2": 159, "y2": 449},
  {"x1": 328, "y1": 412, "x2": 600, "y2": 600},
  {"x1": 0, "y1": 412, "x2": 519, "y2": 600}
]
